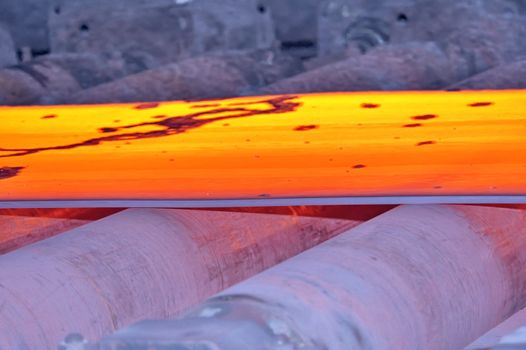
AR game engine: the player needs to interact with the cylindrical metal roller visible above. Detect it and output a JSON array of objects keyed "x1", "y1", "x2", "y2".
[
  {"x1": 101, "y1": 205, "x2": 526, "y2": 350},
  {"x1": 0, "y1": 52, "x2": 154, "y2": 105},
  {"x1": 0, "y1": 208, "x2": 360, "y2": 349},
  {"x1": 0, "y1": 214, "x2": 87, "y2": 254},
  {"x1": 269, "y1": 9, "x2": 526, "y2": 94},
  {"x1": 466, "y1": 305, "x2": 526, "y2": 349},
  {"x1": 264, "y1": 42, "x2": 468, "y2": 93},
  {"x1": 68, "y1": 50, "x2": 303, "y2": 104},
  {"x1": 440, "y1": 14, "x2": 526, "y2": 75},
  {"x1": 449, "y1": 60, "x2": 526, "y2": 90},
  {"x1": 0, "y1": 208, "x2": 121, "y2": 254}
]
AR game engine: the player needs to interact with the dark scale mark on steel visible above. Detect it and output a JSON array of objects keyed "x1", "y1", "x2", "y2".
[
  {"x1": 469, "y1": 102, "x2": 494, "y2": 107},
  {"x1": 99, "y1": 127, "x2": 118, "y2": 133},
  {"x1": 41, "y1": 114, "x2": 57, "y2": 119},
  {"x1": 223, "y1": 123, "x2": 230, "y2": 127},
  {"x1": 152, "y1": 115, "x2": 167, "y2": 119},
  {"x1": 0, "y1": 96, "x2": 302, "y2": 159},
  {"x1": 434, "y1": 185, "x2": 443, "y2": 189},
  {"x1": 191, "y1": 104, "x2": 221, "y2": 109},
  {"x1": 361, "y1": 103, "x2": 380, "y2": 109},
  {"x1": 416, "y1": 140, "x2": 436, "y2": 146},
  {"x1": 258, "y1": 194, "x2": 271, "y2": 198},
  {"x1": 445, "y1": 88, "x2": 462, "y2": 92},
  {"x1": 134, "y1": 102, "x2": 160, "y2": 110},
  {"x1": 403, "y1": 123, "x2": 422, "y2": 128},
  {"x1": 353, "y1": 164, "x2": 366, "y2": 169},
  {"x1": 294, "y1": 125, "x2": 319, "y2": 131},
  {"x1": 0, "y1": 166, "x2": 24, "y2": 180},
  {"x1": 412, "y1": 114, "x2": 437, "y2": 121}
]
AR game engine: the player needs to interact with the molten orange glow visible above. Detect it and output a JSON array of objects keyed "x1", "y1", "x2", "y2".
[{"x1": 0, "y1": 90, "x2": 525, "y2": 204}]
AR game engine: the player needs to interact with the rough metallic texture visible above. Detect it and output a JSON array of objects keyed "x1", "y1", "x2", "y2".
[
  {"x1": 0, "y1": 63, "x2": 78, "y2": 105},
  {"x1": 0, "y1": 52, "x2": 156, "y2": 105},
  {"x1": 266, "y1": 9, "x2": 526, "y2": 94},
  {"x1": 0, "y1": 24, "x2": 17, "y2": 68},
  {"x1": 263, "y1": 0, "x2": 319, "y2": 43},
  {"x1": 404, "y1": 0, "x2": 526, "y2": 44},
  {"x1": 69, "y1": 50, "x2": 303, "y2": 104},
  {"x1": 0, "y1": 208, "x2": 121, "y2": 254},
  {"x1": 0, "y1": 208, "x2": 360, "y2": 349},
  {"x1": 449, "y1": 59, "x2": 526, "y2": 90},
  {"x1": 49, "y1": 0, "x2": 275, "y2": 66},
  {"x1": 439, "y1": 14, "x2": 526, "y2": 76},
  {"x1": 0, "y1": 215, "x2": 88, "y2": 254},
  {"x1": 264, "y1": 42, "x2": 468, "y2": 93},
  {"x1": 317, "y1": 0, "x2": 417, "y2": 56},
  {"x1": 0, "y1": 0, "x2": 50, "y2": 53},
  {"x1": 317, "y1": 0, "x2": 526, "y2": 58},
  {"x1": 262, "y1": 0, "x2": 320, "y2": 58},
  {"x1": 101, "y1": 205, "x2": 526, "y2": 350},
  {"x1": 467, "y1": 307, "x2": 526, "y2": 349}
]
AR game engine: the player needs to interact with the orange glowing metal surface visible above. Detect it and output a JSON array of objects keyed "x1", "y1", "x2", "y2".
[{"x1": 0, "y1": 90, "x2": 525, "y2": 207}]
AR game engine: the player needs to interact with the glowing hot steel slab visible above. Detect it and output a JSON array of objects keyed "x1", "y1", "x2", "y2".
[{"x1": 0, "y1": 90, "x2": 525, "y2": 207}]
